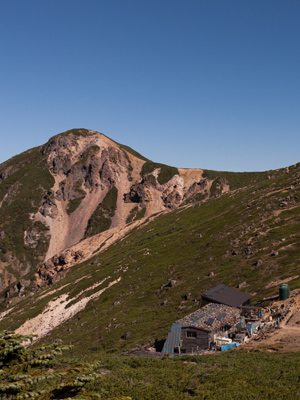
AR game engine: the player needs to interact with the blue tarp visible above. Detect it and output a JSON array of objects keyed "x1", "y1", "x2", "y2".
[{"x1": 220, "y1": 342, "x2": 240, "y2": 351}]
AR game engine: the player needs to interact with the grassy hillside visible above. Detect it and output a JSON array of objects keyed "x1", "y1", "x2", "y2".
[
  {"x1": 141, "y1": 161, "x2": 179, "y2": 184},
  {"x1": 76, "y1": 351, "x2": 300, "y2": 399},
  {"x1": 85, "y1": 187, "x2": 118, "y2": 238},
  {"x1": 202, "y1": 169, "x2": 270, "y2": 190},
  {"x1": 2, "y1": 332, "x2": 299, "y2": 399},
  {"x1": 0, "y1": 147, "x2": 54, "y2": 280},
  {"x1": 1, "y1": 162, "x2": 300, "y2": 356}
]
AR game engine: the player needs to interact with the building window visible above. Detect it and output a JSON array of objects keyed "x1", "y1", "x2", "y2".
[{"x1": 186, "y1": 331, "x2": 197, "y2": 338}]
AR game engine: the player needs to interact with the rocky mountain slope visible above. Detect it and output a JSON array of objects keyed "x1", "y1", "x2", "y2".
[
  {"x1": 0, "y1": 128, "x2": 260, "y2": 292},
  {"x1": 0, "y1": 128, "x2": 299, "y2": 355}
]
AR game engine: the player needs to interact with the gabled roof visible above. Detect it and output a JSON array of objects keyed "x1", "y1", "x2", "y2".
[
  {"x1": 176, "y1": 303, "x2": 240, "y2": 332},
  {"x1": 202, "y1": 284, "x2": 252, "y2": 308}
]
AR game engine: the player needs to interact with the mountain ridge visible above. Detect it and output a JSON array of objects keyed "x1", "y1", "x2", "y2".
[{"x1": 0, "y1": 128, "x2": 239, "y2": 291}]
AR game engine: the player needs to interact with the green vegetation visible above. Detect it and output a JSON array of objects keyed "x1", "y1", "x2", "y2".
[
  {"x1": 1, "y1": 131, "x2": 300, "y2": 398},
  {"x1": 83, "y1": 351, "x2": 300, "y2": 399},
  {"x1": 126, "y1": 206, "x2": 146, "y2": 224},
  {"x1": 67, "y1": 180, "x2": 86, "y2": 214},
  {"x1": 1, "y1": 164, "x2": 300, "y2": 357},
  {"x1": 67, "y1": 197, "x2": 85, "y2": 215},
  {"x1": 0, "y1": 148, "x2": 54, "y2": 277},
  {"x1": 117, "y1": 143, "x2": 149, "y2": 162},
  {"x1": 74, "y1": 145, "x2": 100, "y2": 167},
  {"x1": 120, "y1": 149, "x2": 134, "y2": 181},
  {"x1": 202, "y1": 169, "x2": 270, "y2": 190},
  {"x1": 209, "y1": 179, "x2": 222, "y2": 196},
  {"x1": 73, "y1": 179, "x2": 84, "y2": 193},
  {"x1": 98, "y1": 187, "x2": 118, "y2": 217},
  {"x1": 1, "y1": 130, "x2": 300, "y2": 397},
  {"x1": 4, "y1": 265, "x2": 20, "y2": 281},
  {"x1": 141, "y1": 161, "x2": 179, "y2": 184},
  {"x1": 85, "y1": 187, "x2": 118, "y2": 238},
  {"x1": 48, "y1": 128, "x2": 91, "y2": 140},
  {"x1": 0, "y1": 331, "x2": 102, "y2": 399},
  {"x1": 2, "y1": 333, "x2": 299, "y2": 399}
]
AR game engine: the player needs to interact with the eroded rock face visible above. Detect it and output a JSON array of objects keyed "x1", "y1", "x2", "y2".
[
  {"x1": 39, "y1": 191, "x2": 58, "y2": 218},
  {"x1": 183, "y1": 179, "x2": 210, "y2": 200},
  {"x1": 124, "y1": 183, "x2": 152, "y2": 204},
  {"x1": 162, "y1": 187, "x2": 182, "y2": 209},
  {"x1": 216, "y1": 178, "x2": 229, "y2": 193},
  {"x1": 24, "y1": 228, "x2": 42, "y2": 248},
  {"x1": 42, "y1": 135, "x2": 79, "y2": 175},
  {"x1": 13, "y1": 279, "x2": 31, "y2": 297},
  {"x1": 45, "y1": 136, "x2": 131, "y2": 203},
  {"x1": 37, "y1": 250, "x2": 84, "y2": 285}
]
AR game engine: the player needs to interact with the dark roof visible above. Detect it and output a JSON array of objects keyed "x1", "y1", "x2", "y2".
[
  {"x1": 202, "y1": 284, "x2": 252, "y2": 308},
  {"x1": 176, "y1": 303, "x2": 241, "y2": 332}
]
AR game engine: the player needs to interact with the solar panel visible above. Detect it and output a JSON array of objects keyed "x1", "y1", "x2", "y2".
[
  {"x1": 206, "y1": 318, "x2": 215, "y2": 326},
  {"x1": 216, "y1": 315, "x2": 223, "y2": 321}
]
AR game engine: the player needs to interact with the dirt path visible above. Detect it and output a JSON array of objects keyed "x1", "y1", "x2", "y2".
[
  {"x1": 246, "y1": 290, "x2": 300, "y2": 352},
  {"x1": 266, "y1": 275, "x2": 299, "y2": 289},
  {"x1": 0, "y1": 193, "x2": 8, "y2": 210}
]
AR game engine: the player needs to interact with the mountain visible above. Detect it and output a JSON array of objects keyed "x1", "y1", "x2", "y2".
[
  {"x1": 0, "y1": 128, "x2": 261, "y2": 291},
  {"x1": 0, "y1": 128, "x2": 197, "y2": 289},
  {"x1": 0, "y1": 128, "x2": 300, "y2": 355}
]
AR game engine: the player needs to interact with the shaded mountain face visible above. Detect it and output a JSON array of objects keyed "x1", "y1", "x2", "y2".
[{"x1": 0, "y1": 128, "x2": 244, "y2": 292}]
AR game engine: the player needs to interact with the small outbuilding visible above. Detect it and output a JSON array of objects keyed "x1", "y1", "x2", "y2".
[
  {"x1": 162, "y1": 303, "x2": 242, "y2": 355},
  {"x1": 199, "y1": 284, "x2": 252, "y2": 308}
]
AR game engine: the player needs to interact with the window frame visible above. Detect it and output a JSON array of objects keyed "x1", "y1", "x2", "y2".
[{"x1": 186, "y1": 331, "x2": 197, "y2": 338}]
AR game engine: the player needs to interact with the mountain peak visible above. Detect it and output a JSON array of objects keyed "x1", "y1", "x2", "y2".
[{"x1": 0, "y1": 128, "x2": 281, "y2": 297}]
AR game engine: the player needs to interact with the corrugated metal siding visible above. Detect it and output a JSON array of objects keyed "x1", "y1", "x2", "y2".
[
  {"x1": 236, "y1": 316, "x2": 246, "y2": 331},
  {"x1": 246, "y1": 322, "x2": 256, "y2": 334},
  {"x1": 162, "y1": 323, "x2": 182, "y2": 355}
]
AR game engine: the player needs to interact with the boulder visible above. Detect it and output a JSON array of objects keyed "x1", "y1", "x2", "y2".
[
  {"x1": 237, "y1": 281, "x2": 247, "y2": 289},
  {"x1": 165, "y1": 279, "x2": 177, "y2": 288}
]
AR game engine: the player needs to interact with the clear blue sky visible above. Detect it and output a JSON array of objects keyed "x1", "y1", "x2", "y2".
[{"x1": 1, "y1": 0, "x2": 299, "y2": 171}]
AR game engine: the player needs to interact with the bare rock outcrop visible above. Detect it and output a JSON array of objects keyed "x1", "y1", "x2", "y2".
[
  {"x1": 37, "y1": 249, "x2": 84, "y2": 285},
  {"x1": 39, "y1": 191, "x2": 58, "y2": 218},
  {"x1": 162, "y1": 187, "x2": 182, "y2": 208},
  {"x1": 124, "y1": 183, "x2": 152, "y2": 204}
]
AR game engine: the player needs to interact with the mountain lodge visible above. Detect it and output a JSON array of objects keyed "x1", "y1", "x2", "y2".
[{"x1": 162, "y1": 284, "x2": 253, "y2": 355}]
